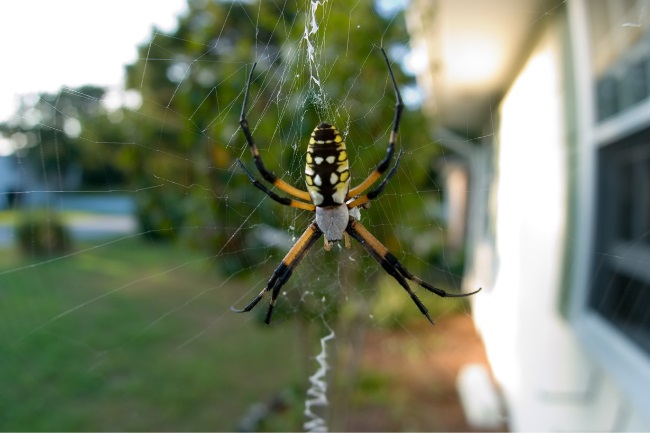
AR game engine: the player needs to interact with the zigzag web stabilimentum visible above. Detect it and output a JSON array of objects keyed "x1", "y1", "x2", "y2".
[{"x1": 300, "y1": 2, "x2": 336, "y2": 430}]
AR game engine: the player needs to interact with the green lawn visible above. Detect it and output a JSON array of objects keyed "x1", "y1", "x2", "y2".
[
  {"x1": 0, "y1": 209, "x2": 99, "y2": 224},
  {"x1": 0, "y1": 238, "x2": 304, "y2": 431}
]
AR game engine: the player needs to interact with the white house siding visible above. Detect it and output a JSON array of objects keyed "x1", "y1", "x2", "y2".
[
  {"x1": 407, "y1": 0, "x2": 650, "y2": 430},
  {"x1": 472, "y1": 15, "x2": 578, "y2": 430},
  {"x1": 467, "y1": 5, "x2": 650, "y2": 431}
]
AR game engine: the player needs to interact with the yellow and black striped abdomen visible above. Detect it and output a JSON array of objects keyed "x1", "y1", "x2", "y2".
[{"x1": 305, "y1": 123, "x2": 350, "y2": 207}]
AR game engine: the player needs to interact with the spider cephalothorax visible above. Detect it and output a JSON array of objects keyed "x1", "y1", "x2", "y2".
[{"x1": 232, "y1": 47, "x2": 481, "y2": 325}]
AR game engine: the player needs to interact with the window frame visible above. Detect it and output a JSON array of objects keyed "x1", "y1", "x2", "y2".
[{"x1": 568, "y1": 0, "x2": 650, "y2": 417}]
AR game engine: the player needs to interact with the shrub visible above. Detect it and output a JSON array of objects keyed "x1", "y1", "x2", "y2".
[{"x1": 15, "y1": 212, "x2": 72, "y2": 256}]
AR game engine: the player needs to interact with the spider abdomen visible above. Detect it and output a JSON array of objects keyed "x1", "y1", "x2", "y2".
[{"x1": 305, "y1": 123, "x2": 350, "y2": 207}]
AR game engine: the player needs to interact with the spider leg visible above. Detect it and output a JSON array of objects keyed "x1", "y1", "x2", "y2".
[
  {"x1": 345, "y1": 218, "x2": 481, "y2": 325},
  {"x1": 231, "y1": 222, "x2": 323, "y2": 324},
  {"x1": 239, "y1": 63, "x2": 312, "y2": 202},
  {"x1": 347, "y1": 47, "x2": 404, "y2": 200},
  {"x1": 347, "y1": 150, "x2": 402, "y2": 210},
  {"x1": 237, "y1": 159, "x2": 316, "y2": 212}
]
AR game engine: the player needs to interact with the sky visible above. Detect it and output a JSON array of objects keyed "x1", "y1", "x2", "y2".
[{"x1": 0, "y1": 0, "x2": 188, "y2": 122}]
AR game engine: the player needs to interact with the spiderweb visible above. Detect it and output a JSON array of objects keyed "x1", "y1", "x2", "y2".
[{"x1": 0, "y1": 0, "x2": 557, "y2": 431}]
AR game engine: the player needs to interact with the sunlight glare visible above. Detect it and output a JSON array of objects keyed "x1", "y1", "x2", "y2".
[
  {"x1": 443, "y1": 35, "x2": 502, "y2": 87},
  {"x1": 476, "y1": 44, "x2": 564, "y2": 401},
  {"x1": 0, "y1": 0, "x2": 186, "y2": 122},
  {"x1": 0, "y1": 137, "x2": 13, "y2": 157}
]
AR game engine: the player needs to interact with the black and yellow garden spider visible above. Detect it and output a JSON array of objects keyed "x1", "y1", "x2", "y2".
[{"x1": 232, "y1": 47, "x2": 481, "y2": 325}]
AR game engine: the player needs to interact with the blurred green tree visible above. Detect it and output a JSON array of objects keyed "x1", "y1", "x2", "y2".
[
  {"x1": 124, "y1": 0, "x2": 448, "y2": 323},
  {"x1": 0, "y1": 86, "x2": 129, "y2": 190}
]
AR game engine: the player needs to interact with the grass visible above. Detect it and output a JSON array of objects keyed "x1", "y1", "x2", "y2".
[
  {"x1": 0, "y1": 238, "x2": 305, "y2": 431},
  {"x1": 0, "y1": 209, "x2": 101, "y2": 224},
  {"x1": 0, "y1": 217, "x2": 479, "y2": 431}
]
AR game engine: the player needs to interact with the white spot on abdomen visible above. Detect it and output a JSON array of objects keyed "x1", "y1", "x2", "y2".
[
  {"x1": 311, "y1": 191, "x2": 324, "y2": 205},
  {"x1": 332, "y1": 188, "x2": 346, "y2": 204}
]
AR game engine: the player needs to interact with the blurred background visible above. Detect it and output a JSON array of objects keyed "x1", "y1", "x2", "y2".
[{"x1": 1, "y1": 0, "x2": 649, "y2": 431}]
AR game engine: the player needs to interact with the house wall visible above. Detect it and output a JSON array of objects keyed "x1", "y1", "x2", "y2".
[
  {"x1": 464, "y1": 5, "x2": 650, "y2": 431},
  {"x1": 405, "y1": 0, "x2": 650, "y2": 428}
]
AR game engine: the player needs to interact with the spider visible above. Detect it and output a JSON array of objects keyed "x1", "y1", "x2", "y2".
[{"x1": 232, "y1": 47, "x2": 481, "y2": 325}]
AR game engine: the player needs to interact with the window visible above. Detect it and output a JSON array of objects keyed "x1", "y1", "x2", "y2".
[
  {"x1": 589, "y1": 1, "x2": 650, "y2": 121},
  {"x1": 591, "y1": 130, "x2": 650, "y2": 355},
  {"x1": 569, "y1": 0, "x2": 650, "y2": 416}
]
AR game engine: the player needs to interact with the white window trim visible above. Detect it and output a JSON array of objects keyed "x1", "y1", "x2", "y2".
[
  {"x1": 568, "y1": 0, "x2": 650, "y2": 420},
  {"x1": 597, "y1": 97, "x2": 650, "y2": 145}
]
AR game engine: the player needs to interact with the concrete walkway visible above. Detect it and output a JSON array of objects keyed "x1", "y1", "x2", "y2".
[
  {"x1": 0, "y1": 194, "x2": 137, "y2": 247},
  {"x1": 0, "y1": 214, "x2": 137, "y2": 247}
]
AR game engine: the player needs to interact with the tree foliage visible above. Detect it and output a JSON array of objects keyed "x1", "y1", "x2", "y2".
[
  {"x1": 124, "y1": 0, "x2": 438, "y2": 242},
  {"x1": 0, "y1": 86, "x2": 129, "y2": 190},
  {"x1": 119, "y1": 0, "x2": 452, "y2": 325},
  {"x1": 0, "y1": 1, "x2": 457, "y2": 327}
]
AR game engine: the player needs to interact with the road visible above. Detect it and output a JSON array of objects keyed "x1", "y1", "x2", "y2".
[{"x1": 0, "y1": 194, "x2": 137, "y2": 247}]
